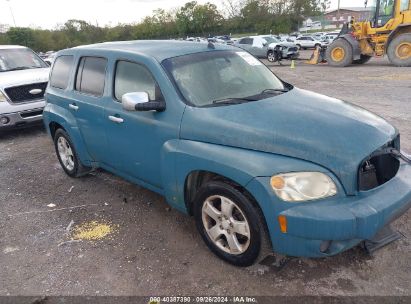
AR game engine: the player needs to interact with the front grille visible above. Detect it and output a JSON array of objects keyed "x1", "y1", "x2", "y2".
[
  {"x1": 358, "y1": 138, "x2": 401, "y2": 191},
  {"x1": 5, "y1": 82, "x2": 47, "y2": 104}
]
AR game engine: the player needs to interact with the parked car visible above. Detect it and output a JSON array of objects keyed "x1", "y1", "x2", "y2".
[
  {"x1": 44, "y1": 53, "x2": 56, "y2": 66},
  {"x1": 0, "y1": 45, "x2": 49, "y2": 129},
  {"x1": 235, "y1": 36, "x2": 299, "y2": 61},
  {"x1": 295, "y1": 36, "x2": 325, "y2": 49},
  {"x1": 312, "y1": 32, "x2": 326, "y2": 40},
  {"x1": 261, "y1": 36, "x2": 299, "y2": 61},
  {"x1": 322, "y1": 33, "x2": 339, "y2": 44},
  {"x1": 43, "y1": 41, "x2": 411, "y2": 266}
]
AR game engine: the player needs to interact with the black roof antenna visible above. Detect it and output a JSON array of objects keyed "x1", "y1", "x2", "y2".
[{"x1": 208, "y1": 41, "x2": 215, "y2": 49}]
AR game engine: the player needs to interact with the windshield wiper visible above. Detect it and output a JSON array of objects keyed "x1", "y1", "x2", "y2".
[
  {"x1": 212, "y1": 97, "x2": 257, "y2": 105},
  {"x1": 261, "y1": 88, "x2": 289, "y2": 94}
]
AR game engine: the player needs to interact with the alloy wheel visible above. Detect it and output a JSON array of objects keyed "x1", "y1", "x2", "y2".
[
  {"x1": 201, "y1": 195, "x2": 250, "y2": 255},
  {"x1": 57, "y1": 136, "x2": 75, "y2": 171}
]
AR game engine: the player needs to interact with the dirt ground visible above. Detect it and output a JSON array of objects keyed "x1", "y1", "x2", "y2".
[{"x1": 0, "y1": 52, "x2": 410, "y2": 297}]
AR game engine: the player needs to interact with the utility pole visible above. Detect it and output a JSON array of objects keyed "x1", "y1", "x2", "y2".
[
  {"x1": 337, "y1": 0, "x2": 341, "y2": 28},
  {"x1": 6, "y1": 0, "x2": 17, "y2": 27}
]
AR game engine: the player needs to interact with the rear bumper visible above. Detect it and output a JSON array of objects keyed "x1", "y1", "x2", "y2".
[
  {"x1": 0, "y1": 107, "x2": 44, "y2": 129},
  {"x1": 247, "y1": 162, "x2": 411, "y2": 257}
]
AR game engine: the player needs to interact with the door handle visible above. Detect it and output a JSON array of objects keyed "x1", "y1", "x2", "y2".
[
  {"x1": 69, "y1": 103, "x2": 79, "y2": 111},
  {"x1": 108, "y1": 115, "x2": 124, "y2": 123}
]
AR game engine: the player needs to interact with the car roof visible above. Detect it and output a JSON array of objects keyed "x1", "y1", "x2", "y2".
[
  {"x1": 64, "y1": 40, "x2": 235, "y2": 62},
  {"x1": 0, "y1": 45, "x2": 27, "y2": 50}
]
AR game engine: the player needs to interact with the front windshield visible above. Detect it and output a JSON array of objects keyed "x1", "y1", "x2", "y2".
[
  {"x1": 0, "y1": 48, "x2": 48, "y2": 72},
  {"x1": 162, "y1": 50, "x2": 287, "y2": 107},
  {"x1": 367, "y1": 0, "x2": 394, "y2": 15}
]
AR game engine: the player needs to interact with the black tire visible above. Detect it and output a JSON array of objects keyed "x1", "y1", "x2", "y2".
[
  {"x1": 193, "y1": 181, "x2": 268, "y2": 266},
  {"x1": 353, "y1": 54, "x2": 372, "y2": 64},
  {"x1": 326, "y1": 38, "x2": 353, "y2": 67},
  {"x1": 314, "y1": 43, "x2": 321, "y2": 48},
  {"x1": 54, "y1": 129, "x2": 91, "y2": 178},
  {"x1": 387, "y1": 33, "x2": 411, "y2": 67},
  {"x1": 267, "y1": 50, "x2": 276, "y2": 62}
]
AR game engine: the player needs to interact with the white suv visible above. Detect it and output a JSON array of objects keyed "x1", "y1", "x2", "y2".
[
  {"x1": 295, "y1": 36, "x2": 325, "y2": 49},
  {"x1": 0, "y1": 45, "x2": 49, "y2": 129}
]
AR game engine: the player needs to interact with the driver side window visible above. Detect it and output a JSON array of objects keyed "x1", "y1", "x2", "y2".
[
  {"x1": 379, "y1": 0, "x2": 394, "y2": 16},
  {"x1": 114, "y1": 60, "x2": 163, "y2": 102}
]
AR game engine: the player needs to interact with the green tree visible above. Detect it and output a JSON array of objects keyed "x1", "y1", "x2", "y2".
[
  {"x1": 0, "y1": 0, "x2": 325, "y2": 51},
  {"x1": 6, "y1": 27, "x2": 35, "y2": 47}
]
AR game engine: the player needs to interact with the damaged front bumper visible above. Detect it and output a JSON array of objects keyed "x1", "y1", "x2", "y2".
[{"x1": 246, "y1": 161, "x2": 411, "y2": 258}]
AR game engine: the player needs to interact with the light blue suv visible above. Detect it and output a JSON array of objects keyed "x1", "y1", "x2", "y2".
[{"x1": 43, "y1": 41, "x2": 411, "y2": 266}]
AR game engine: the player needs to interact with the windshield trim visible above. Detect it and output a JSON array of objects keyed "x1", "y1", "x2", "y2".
[{"x1": 161, "y1": 50, "x2": 292, "y2": 108}]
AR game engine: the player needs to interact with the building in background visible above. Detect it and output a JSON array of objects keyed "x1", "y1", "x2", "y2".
[
  {"x1": 324, "y1": 7, "x2": 373, "y2": 26},
  {"x1": 300, "y1": 7, "x2": 373, "y2": 32}
]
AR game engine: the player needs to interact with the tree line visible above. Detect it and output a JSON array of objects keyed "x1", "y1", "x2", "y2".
[{"x1": 0, "y1": 0, "x2": 328, "y2": 52}]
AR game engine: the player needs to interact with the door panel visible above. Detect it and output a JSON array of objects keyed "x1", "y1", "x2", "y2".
[
  {"x1": 69, "y1": 93, "x2": 109, "y2": 162},
  {"x1": 69, "y1": 56, "x2": 109, "y2": 162},
  {"x1": 103, "y1": 60, "x2": 183, "y2": 188}
]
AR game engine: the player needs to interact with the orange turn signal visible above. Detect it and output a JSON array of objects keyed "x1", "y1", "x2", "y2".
[
  {"x1": 270, "y1": 176, "x2": 285, "y2": 190},
  {"x1": 278, "y1": 215, "x2": 287, "y2": 233}
]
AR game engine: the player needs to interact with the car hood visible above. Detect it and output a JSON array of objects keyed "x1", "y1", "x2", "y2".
[
  {"x1": 0, "y1": 68, "x2": 49, "y2": 89},
  {"x1": 180, "y1": 88, "x2": 397, "y2": 194}
]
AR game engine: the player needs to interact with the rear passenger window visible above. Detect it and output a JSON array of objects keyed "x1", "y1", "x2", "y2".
[
  {"x1": 50, "y1": 56, "x2": 73, "y2": 89},
  {"x1": 114, "y1": 61, "x2": 163, "y2": 102},
  {"x1": 75, "y1": 57, "x2": 107, "y2": 96}
]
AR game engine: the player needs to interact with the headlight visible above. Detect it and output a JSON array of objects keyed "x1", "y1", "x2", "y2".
[
  {"x1": 0, "y1": 91, "x2": 7, "y2": 102},
  {"x1": 270, "y1": 172, "x2": 337, "y2": 202}
]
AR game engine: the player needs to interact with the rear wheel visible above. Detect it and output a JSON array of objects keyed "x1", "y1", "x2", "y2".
[
  {"x1": 54, "y1": 129, "x2": 91, "y2": 177},
  {"x1": 326, "y1": 38, "x2": 353, "y2": 67},
  {"x1": 387, "y1": 34, "x2": 411, "y2": 67},
  {"x1": 193, "y1": 181, "x2": 266, "y2": 266},
  {"x1": 296, "y1": 44, "x2": 301, "y2": 50},
  {"x1": 353, "y1": 54, "x2": 372, "y2": 64}
]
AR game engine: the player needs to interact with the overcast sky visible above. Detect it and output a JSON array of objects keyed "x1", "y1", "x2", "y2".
[{"x1": 0, "y1": 0, "x2": 362, "y2": 29}]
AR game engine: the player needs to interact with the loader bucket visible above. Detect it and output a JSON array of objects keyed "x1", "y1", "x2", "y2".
[{"x1": 306, "y1": 46, "x2": 321, "y2": 64}]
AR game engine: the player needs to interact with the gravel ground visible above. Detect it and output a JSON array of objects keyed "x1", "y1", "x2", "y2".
[{"x1": 0, "y1": 53, "x2": 410, "y2": 297}]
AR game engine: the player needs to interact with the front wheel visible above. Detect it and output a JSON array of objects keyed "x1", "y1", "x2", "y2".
[
  {"x1": 54, "y1": 129, "x2": 91, "y2": 177},
  {"x1": 194, "y1": 181, "x2": 266, "y2": 266},
  {"x1": 387, "y1": 33, "x2": 411, "y2": 67},
  {"x1": 267, "y1": 50, "x2": 277, "y2": 62},
  {"x1": 326, "y1": 38, "x2": 353, "y2": 67}
]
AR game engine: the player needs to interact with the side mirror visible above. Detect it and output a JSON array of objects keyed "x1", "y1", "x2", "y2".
[{"x1": 122, "y1": 92, "x2": 165, "y2": 112}]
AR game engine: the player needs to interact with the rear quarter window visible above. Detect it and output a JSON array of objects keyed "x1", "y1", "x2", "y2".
[{"x1": 50, "y1": 55, "x2": 73, "y2": 89}]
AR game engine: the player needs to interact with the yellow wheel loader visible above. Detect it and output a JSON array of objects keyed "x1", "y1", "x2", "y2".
[{"x1": 325, "y1": 0, "x2": 411, "y2": 67}]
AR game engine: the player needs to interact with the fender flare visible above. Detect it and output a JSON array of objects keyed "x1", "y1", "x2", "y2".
[
  {"x1": 338, "y1": 34, "x2": 362, "y2": 60},
  {"x1": 160, "y1": 139, "x2": 331, "y2": 213},
  {"x1": 386, "y1": 23, "x2": 411, "y2": 50},
  {"x1": 43, "y1": 103, "x2": 93, "y2": 166}
]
